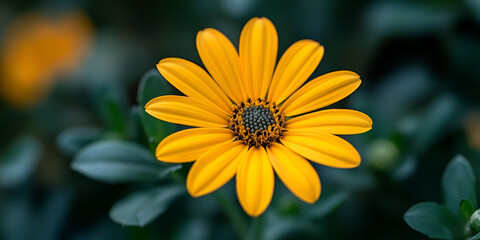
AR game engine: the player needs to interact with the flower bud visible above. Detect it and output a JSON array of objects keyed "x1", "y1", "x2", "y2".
[
  {"x1": 470, "y1": 209, "x2": 480, "y2": 233},
  {"x1": 366, "y1": 139, "x2": 400, "y2": 172}
]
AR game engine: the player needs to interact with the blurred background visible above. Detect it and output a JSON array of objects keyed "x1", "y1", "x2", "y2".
[{"x1": 0, "y1": 0, "x2": 479, "y2": 239}]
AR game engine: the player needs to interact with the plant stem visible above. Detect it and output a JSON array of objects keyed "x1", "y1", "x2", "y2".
[
  {"x1": 248, "y1": 216, "x2": 263, "y2": 240},
  {"x1": 212, "y1": 192, "x2": 248, "y2": 239}
]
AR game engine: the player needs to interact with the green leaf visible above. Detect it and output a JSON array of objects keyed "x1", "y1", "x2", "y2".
[
  {"x1": 404, "y1": 202, "x2": 463, "y2": 239},
  {"x1": 460, "y1": 199, "x2": 475, "y2": 222},
  {"x1": 109, "y1": 185, "x2": 184, "y2": 227},
  {"x1": 38, "y1": 189, "x2": 72, "y2": 240},
  {"x1": 411, "y1": 95, "x2": 460, "y2": 156},
  {"x1": 305, "y1": 190, "x2": 348, "y2": 219},
  {"x1": 137, "y1": 69, "x2": 176, "y2": 151},
  {"x1": 263, "y1": 212, "x2": 319, "y2": 240},
  {"x1": 56, "y1": 127, "x2": 103, "y2": 156},
  {"x1": 0, "y1": 135, "x2": 42, "y2": 188},
  {"x1": 0, "y1": 192, "x2": 34, "y2": 239},
  {"x1": 465, "y1": 0, "x2": 480, "y2": 24},
  {"x1": 468, "y1": 232, "x2": 480, "y2": 240},
  {"x1": 442, "y1": 155, "x2": 477, "y2": 213},
  {"x1": 392, "y1": 155, "x2": 418, "y2": 182},
  {"x1": 322, "y1": 168, "x2": 377, "y2": 191},
  {"x1": 370, "y1": 65, "x2": 433, "y2": 136},
  {"x1": 171, "y1": 219, "x2": 212, "y2": 240},
  {"x1": 137, "y1": 69, "x2": 173, "y2": 106},
  {"x1": 71, "y1": 140, "x2": 180, "y2": 184},
  {"x1": 91, "y1": 82, "x2": 129, "y2": 136}
]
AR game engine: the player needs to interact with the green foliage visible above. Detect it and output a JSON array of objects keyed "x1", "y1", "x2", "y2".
[
  {"x1": 460, "y1": 200, "x2": 475, "y2": 222},
  {"x1": 304, "y1": 190, "x2": 348, "y2": 219},
  {"x1": 0, "y1": 189, "x2": 72, "y2": 240},
  {"x1": 71, "y1": 140, "x2": 181, "y2": 184},
  {"x1": 137, "y1": 69, "x2": 176, "y2": 151},
  {"x1": 442, "y1": 155, "x2": 477, "y2": 213},
  {"x1": 469, "y1": 232, "x2": 480, "y2": 240},
  {"x1": 94, "y1": 83, "x2": 129, "y2": 136},
  {"x1": 404, "y1": 202, "x2": 464, "y2": 239},
  {"x1": 171, "y1": 219, "x2": 212, "y2": 240},
  {"x1": 109, "y1": 185, "x2": 184, "y2": 227},
  {"x1": 56, "y1": 126, "x2": 103, "y2": 156},
  {"x1": 137, "y1": 69, "x2": 173, "y2": 107},
  {"x1": 411, "y1": 95, "x2": 461, "y2": 156},
  {"x1": 0, "y1": 135, "x2": 42, "y2": 188},
  {"x1": 257, "y1": 190, "x2": 348, "y2": 240},
  {"x1": 465, "y1": 0, "x2": 480, "y2": 24},
  {"x1": 262, "y1": 213, "x2": 318, "y2": 240},
  {"x1": 405, "y1": 155, "x2": 479, "y2": 239},
  {"x1": 371, "y1": 65, "x2": 433, "y2": 134}
]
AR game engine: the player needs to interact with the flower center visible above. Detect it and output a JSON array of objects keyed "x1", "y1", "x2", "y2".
[{"x1": 229, "y1": 98, "x2": 285, "y2": 148}]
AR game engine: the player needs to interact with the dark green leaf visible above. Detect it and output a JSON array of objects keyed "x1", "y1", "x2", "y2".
[
  {"x1": 465, "y1": 0, "x2": 480, "y2": 24},
  {"x1": 263, "y1": 212, "x2": 320, "y2": 240},
  {"x1": 137, "y1": 69, "x2": 176, "y2": 151},
  {"x1": 392, "y1": 156, "x2": 418, "y2": 182},
  {"x1": 322, "y1": 168, "x2": 377, "y2": 191},
  {"x1": 468, "y1": 232, "x2": 480, "y2": 240},
  {"x1": 126, "y1": 106, "x2": 144, "y2": 144},
  {"x1": 109, "y1": 185, "x2": 184, "y2": 227},
  {"x1": 137, "y1": 69, "x2": 173, "y2": 106},
  {"x1": 102, "y1": 95, "x2": 127, "y2": 135},
  {"x1": 460, "y1": 199, "x2": 475, "y2": 222},
  {"x1": 92, "y1": 82, "x2": 128, "y2": 135},
  {"x1": 71, "y1": 140, "x2": 180, "y2": 184},
  {"x1": 411, "y1": 95, "x2": 461, "y2": 156},
  {"x1": 172, "y1": 219, "x2": 212, "y2": 240},
  {"x1": 38, "y1": 189, "x2": 72, "y2": 240},
  {"x1": 56, "y1": 127, "x2": 103, "y2": 156},
  {"x1": 442, "y1": 155, "x2": 477, "y2": 213},
  {"x1": 0, "y1": 135, "x2": 42, "y2": 188},
  {"x1": 370, "y1": 65, "x2": 433, "y2": 136},
  {"x1": 444, "y1": 35, "x2": 480, "y2": 95},
  {"x1": 404, "y1": 202, "x2": 463, "y2": 239},
  {"x1": 0, "y1": 192, "x2": 34, "y2": 239},
  {"x1": 305, "y1": 191, "x2": 348, "y2": 219}
]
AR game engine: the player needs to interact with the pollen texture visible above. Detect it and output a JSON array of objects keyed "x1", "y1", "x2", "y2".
[{"x1": 229, "y1": 98, "x2": 285, "y2": 147}]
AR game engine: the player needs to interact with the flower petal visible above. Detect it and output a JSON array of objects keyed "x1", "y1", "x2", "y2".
[
  {"x1": 187, "y1": 141, "x2": 248, "y2": 197},
  {"x1": 156, "y1": 58, "x2": 233, "y2": 115},
  {"x1": 286, "y1": 109, "x2": 372, "y2": 135},
  {"x1": 281, "y1": 71, "x2": 361, "y2": 117},
  {"x1": 239, "y1": 17, "x2": 278, "y2": 99},
  {"x1": 268, "y1": 40, "x2": 324, "y2": 104},
  {"x1": 156, "y1": 128, "x2": 234, "y2": 163},
  {"x1": 145, "y1": 96, "x2": 229, "y2": 128},
  {"x1": 236, "y1": 147, "x2": 274, "y2": 217},
  {"x1": 267, "y1": 143, "x2": 321, "y2": 203},
  {"x1": 197, "y1": 28, "x2": 247, "y2": 103},
  {"x1": 281, "y1": 130, "x2": 361, "y2": 168}
]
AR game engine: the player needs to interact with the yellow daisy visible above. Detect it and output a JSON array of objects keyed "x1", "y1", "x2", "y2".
[{"x1": 146, "y1": 17, "x2": 372, "y2": 217}]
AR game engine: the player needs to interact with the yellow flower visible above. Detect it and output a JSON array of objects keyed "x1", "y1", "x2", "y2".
[
  {"x1": 0, "y1": 11, "x2": 93, "y2": 107},
  {"x1": 146, "y1": 17, "x2": 372, "y2": 217}
]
